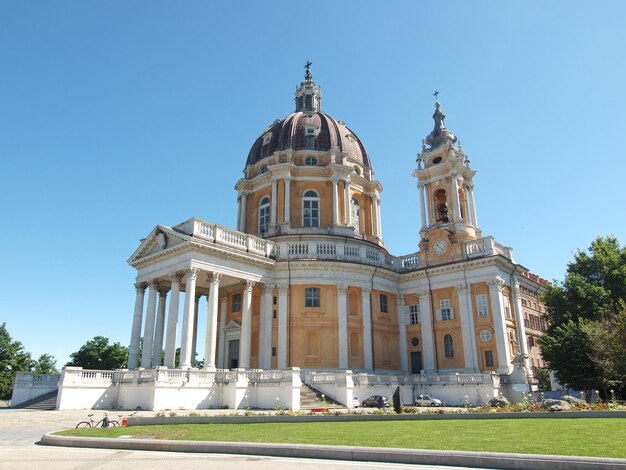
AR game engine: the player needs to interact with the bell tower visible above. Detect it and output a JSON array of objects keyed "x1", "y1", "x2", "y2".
[{"x1": 413, "y1": 99, "x2": 481, "y2": 263}]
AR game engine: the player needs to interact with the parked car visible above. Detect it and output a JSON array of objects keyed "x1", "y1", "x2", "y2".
[
  {"x1": 351, "y1": 397, "x2": 360, "y2": 408},
  {"x1": 415, "y1": 394, "x2": 442, "y2": 407},
  {"x1": 361, "y1": 395, "x2": 390, "y2": 408}
]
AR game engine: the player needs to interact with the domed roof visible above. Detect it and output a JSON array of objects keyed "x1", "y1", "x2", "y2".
[
  {"x1": 246, "y1": 111, "x2": 371, "y2": 168},
  {"x1": 246, "y1": 63, "x2": 371, "y2": 169}
]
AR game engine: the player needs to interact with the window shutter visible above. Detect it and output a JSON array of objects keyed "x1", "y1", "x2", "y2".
[
  {"x1": 436, "y1": 309, "x2": 442, "y2": 321},
  {"x1": 404, "y1": 306, "x2": 411, "y2": 325},
  {"x1": 449, "y1": 308, "x2": 455, "y2": 320}
]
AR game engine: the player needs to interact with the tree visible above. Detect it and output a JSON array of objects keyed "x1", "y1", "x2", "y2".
[
  {"x1": 66, "y1": 336, "x2": 128, "y2": 370},
  {"x1": 0, "y1": 323, "x2": 36, "y2": 400},
  {"x1": 34, "y1": 353, "x2": 58, "y2": 375},
  {"x1": 540, "y1": 236, "x2": 626, "y2": 398}
]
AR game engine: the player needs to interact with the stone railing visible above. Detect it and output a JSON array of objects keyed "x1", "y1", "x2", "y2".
[
  {"x1": 303, "y1": 370, "x2": 499, "y2": 387},
  {"x1": 13, "y1": 372, "x2": 61, "y2": 386},
  {"x1": 173, "y1": 218, "x2": 274, "y2": 258},
  {"x1": 464, "y1": 236, "x2": 514, "y2": 262}
]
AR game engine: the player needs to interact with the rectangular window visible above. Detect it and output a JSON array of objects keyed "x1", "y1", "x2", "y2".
[
  {"x1": 232, "y1": 293, "x2": 242, "y2": 313},
  {"x1": 273, "y1": 296, "x2": 277, "y2": 305},
  {"x1": 273, "y1": 310, "x2": 277, "y2": 319},
  {"x1": 485, "y1": 350, "x2": 494, "y2": 368},
  {"x1": 272, "y1": 347, "x2": 276, "y2": 357},
  {"x1": 409, "y1": 304, "x2": 420, "y2": 324},
  {"x1": 439, "y1": 299, "x2": 453, "y2": 321},
  {"x1": 504, "y1": 304, "x2": 512, "y2": 319},
  {"x1": 305, "y1": 287, "x2": 321, "y2": 308},
  {"x1": 380, "y1": 294, "x2": 388, "y2": 313},
  {"x1": 476, "y1": 294, "x2": 488, "y2": 317}
]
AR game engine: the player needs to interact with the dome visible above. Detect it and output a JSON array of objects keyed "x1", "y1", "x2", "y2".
[{"x1": 246, "y1": 111, "x2": 371, "y2": 168}]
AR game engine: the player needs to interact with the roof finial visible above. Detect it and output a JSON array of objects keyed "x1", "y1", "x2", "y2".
[
  {"x1": 305, "y1": 61, "x2": 313, "y2": 81},
  {"x1": 433, "y1": 90, "x2": 439, "y2": 102}
]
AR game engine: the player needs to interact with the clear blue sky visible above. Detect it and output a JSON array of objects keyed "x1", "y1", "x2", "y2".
[{"x1": 1, "y1": 1, "x2": 625, "y2": 367}]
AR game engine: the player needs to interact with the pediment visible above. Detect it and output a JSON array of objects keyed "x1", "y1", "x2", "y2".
[
  {"x1": 127, "y1": 225, "x2": 188, "y2": 265},
  {"x1": 224, "y1": 320, "x2": 241, "y2": 331}
]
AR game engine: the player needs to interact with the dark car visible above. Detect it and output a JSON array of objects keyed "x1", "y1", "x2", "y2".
[{"x1": 361, "y1": 395, "x2": 390, "y2": 408}]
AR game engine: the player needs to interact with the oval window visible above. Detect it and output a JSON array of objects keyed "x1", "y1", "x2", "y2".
[
  {"x1": 410, "y1": 337, "x2": 419, "y2": 347},
  {"x1": 304, "y1": 156, "x2": 317, "y2": 166}
]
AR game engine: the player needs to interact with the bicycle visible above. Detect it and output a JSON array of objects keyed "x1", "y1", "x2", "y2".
[
  {"x1": 115, "y1": 411, "x2": 137, "y2": 427},
  {"x1": 75, "y1": 412, "x2": 119, "y2": 428}
]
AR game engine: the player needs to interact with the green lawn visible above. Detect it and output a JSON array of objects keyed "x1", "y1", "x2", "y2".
[{"x1": 56, "y1": 418, "x2": 626, "y2": 458}]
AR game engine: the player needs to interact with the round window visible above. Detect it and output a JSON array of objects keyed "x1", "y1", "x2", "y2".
[
  {"x1": 432, "y1": 156, "x2": 442, "y2": 164},
  {"x1": 410, "y1": 337, "x2": 419, "y2": 347},
  {"x1": 304, "y1": 156, "x2": 317, "y2": 166},
  {"x1": 480, "y1": 330, "x2": 492, "y2": 342},
  {"x1": 259, "y1": 166, "x2": 268, "y2": 174}
]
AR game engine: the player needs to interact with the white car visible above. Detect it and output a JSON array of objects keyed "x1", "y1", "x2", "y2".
[
  {"x1": 415, "y1": 394, "x2": 442, "y2": 406},
  {"x1": 351, "y1": 396, "x2": 360, "y2": 408}
]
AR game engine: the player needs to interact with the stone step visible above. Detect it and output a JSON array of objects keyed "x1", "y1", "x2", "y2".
[{"x1": 13, "y1": 389, "x2": 58, "y2": 410}]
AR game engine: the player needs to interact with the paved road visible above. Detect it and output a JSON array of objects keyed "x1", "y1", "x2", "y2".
[{"x1": 0, "y1": 409, "x2": 488, "y2": 470}]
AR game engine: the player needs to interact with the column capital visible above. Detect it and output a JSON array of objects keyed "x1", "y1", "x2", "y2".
[
  {"x1": 261, "y1": 283, "x2": 274, "y2": 295},
  {"x1": 284, "y1": 175, "x2": 292, "y2": 182},
  {"x1": 361, "y1": 287, "x2": 371, "y2": 296},
  {"x1": 158, "y1": 287, "x2": 169, "y2": 297},
  {"x1": 186, "y1": 267, "x2": 200, "y2": 281},
  {"x1": 134, "y1": 282, "x2": 147, "y2": 293},
  {"x1": 207, "y1": 272, "x2": 222, "y2": 284},
  {"x1": 344, "y1": 176, "x2": 351, "y2": 184},
  {"x1": 455, "y1": 283, "x2": 470, "y2": 294},
  {"x1": 417, "y1": 289, "x2": 431, "y2": 302},
  {"x1": 278, "y1": 284, "x2": 289, "y2": 294},
  {"x1": 241, "y1": 280, "x2": 255, "y2": 292},
  {"x1": 396, "y1": 294, "x2": 405, "y2": 305},
  {"x1": 467, "y1": 183, "x2": 474, "y2": 191},
  {"x1": 337, "y1": 284, "x2": 348, "y2": 296},
  {"x1": 149, "y1": 280, "x2": 160, "y2": 289},
  {"x1": 487, "y1": 278, "x2": 506, "y2": 292},
  {"x1": 169, "y1": 272, "x2": 183, "y2": 284},
  {"x1": 330, "y1": 175, "x2": 340, "y2": 183}
]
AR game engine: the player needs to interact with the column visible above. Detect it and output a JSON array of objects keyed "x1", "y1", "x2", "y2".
[
  {"x1": 418, "y1": 183, "x2": 427, "y2": 232},
  {"x1": 344, "y1": 179, "x2": 351, "y2": 226},
  {"x1": 270, "y1": 178, "x2": 278, "y2": 226},
  {"x1": 361, "y1": 287, "x2": 373, "y2": 370},
  {"x1": 337, "y1": 284, "x2": 348, "y2": 369},
  {"x1": 258, "y1": 284, "x2": 273, "y2": 369},
  {"x1": 450, "y1": 172, "x2": 462, "y2": 222},
  {"x1": 239, "y1": 192, "x2": 247, "y2": 232},
  {"x1": 217, "y1": 296, "x2": 228, "y2": 369},
  {"x1": 128, "y1": 283, "x2": 147, "y2": 370},
  {"x1": 418, "y1": 290, "x2": 436, "y2": 372},
  {"x1": 164, "y1": 273, "x2": 182, "y2": 369},
  {"x1": 397, "y1": 295, "x2": 409, "y2": 373},
  {"x1": 191, "y1": 295, "x2": 201, "y2": 367},
  {"x1": 179, "y1": 268, "x2": 199, "y2": 369},
  {"x1": 204, "y1": 272, "x2": 221, "y2": 370},
  {"x1": 376, "y1": 196, "x2": 383, "y2": 239},
  {"x1": 488, "y1": 277, "x2": 512, "y2": 374},
  {"x1": 370, "y1": 194, "x2": 379, "y2": 238},
  {"x1": 511, "y1": 275, "x2": 532, "y2": 377},
  {"x1": 239, "y1": 280, "x2": 254, "y2": 369},
  {"x1": 456, "y1": 284, "x2": 479, "y2": 372},
  {"x1": 467, "y1": 184, "x2": 478, "y2": 227},
  {"x1": 237, "y1": 194, "x2": 242, "y2": 231},
  {"x1": 331, "y1": 176, "x2": 339, "y2": 225},
  {"x1": 141, "y1": 281, "x2": 159, "y2": 369},
  {"x1": 151, "y1": 289, "x2": 168, "y2": 367},
  {"x1": 284, "y1": 177, "x2": 291, "y2": 227},
  {"x1": 277, "y1": 284, "x2": 288, "y2": 368}
]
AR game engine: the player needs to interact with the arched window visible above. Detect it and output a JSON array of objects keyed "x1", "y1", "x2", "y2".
[
  {"x1": 302, "y1": 190, "x2": 320, "y2": 227},
  {"x1": 444, "y1": 334, "x2": 454, "y2": 358},
  {"x1": 351, "y1": 197, "x2": 360, "y2": 233},
  {"x1": 259, "y1": 197, "x2": 270, "y2": 235}
]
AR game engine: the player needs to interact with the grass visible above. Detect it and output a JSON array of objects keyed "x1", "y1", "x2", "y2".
[{"x1": 55, "y1": 418, "x2": 626, "y2": 458}]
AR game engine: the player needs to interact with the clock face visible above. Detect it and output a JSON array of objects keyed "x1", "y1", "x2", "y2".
[{"x1": 433, "y1": 240, "x2": 448, "y2": 255}]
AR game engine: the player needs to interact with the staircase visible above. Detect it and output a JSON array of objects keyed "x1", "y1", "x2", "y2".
[
  {"x1": 13, "y1": 389, "x2": 58, "y2": 410},
  {"x1": 300, "y1": 383, "x2": 342, "y2": 410}
]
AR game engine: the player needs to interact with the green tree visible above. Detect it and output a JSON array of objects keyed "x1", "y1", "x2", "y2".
[
  {"x1": 0, "y1": 323, "x2": 36, "y2": 400},
  {"x1": 540, "y1": 236, "x2": 626, "y2": 398},
  {"x1": 34, "y1": 353, "x2": 58, "y2": 375},
  {"x1": 66, "y1": 336, "x2": 128, "y2": 370},
  {"x1": 533, "y1": 367, "x2": 551, "y2": 392}
]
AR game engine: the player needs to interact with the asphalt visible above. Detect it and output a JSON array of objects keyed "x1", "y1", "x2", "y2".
[{"x1": 2, "y1": 408, "x2": 626, "y2": 470}]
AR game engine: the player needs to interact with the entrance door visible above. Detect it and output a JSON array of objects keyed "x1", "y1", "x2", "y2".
[
  {"x1": 410, "y1": 351, "x2": 422, "y2": 374},
  {"x1": 228, "y1": 339, "x2": 240, "y2": 369}
]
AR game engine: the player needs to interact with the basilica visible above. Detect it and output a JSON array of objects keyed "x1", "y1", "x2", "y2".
[{"x1": 13, "y1": 66, "x2": 549, "y2": 410}]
